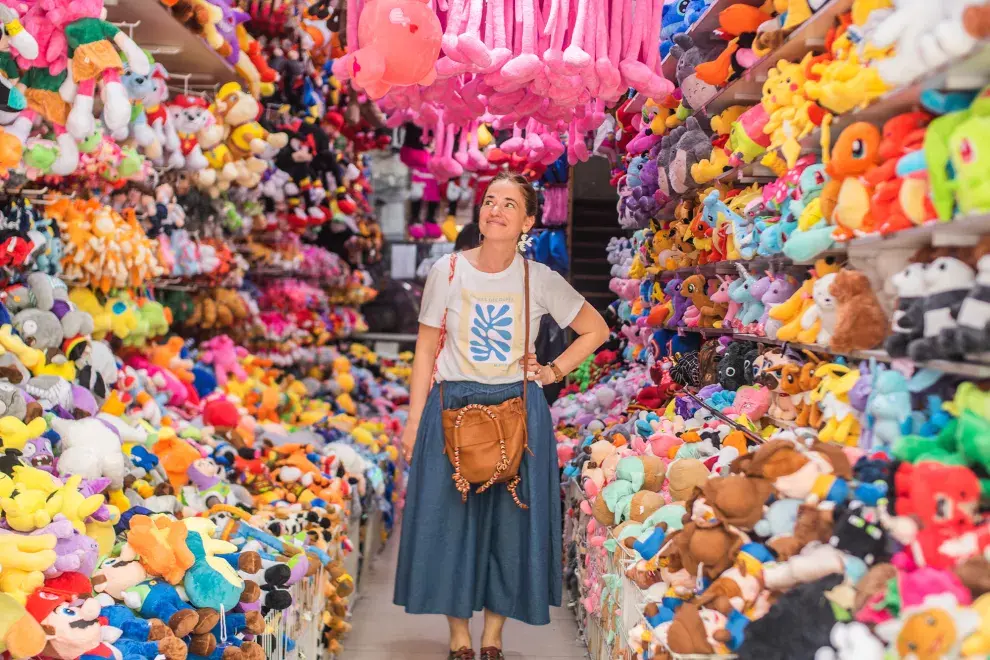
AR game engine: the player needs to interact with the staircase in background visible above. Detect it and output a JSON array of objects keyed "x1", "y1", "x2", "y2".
[{"x1": 569, "y1": 160, "x2": 623, "y2": 312}]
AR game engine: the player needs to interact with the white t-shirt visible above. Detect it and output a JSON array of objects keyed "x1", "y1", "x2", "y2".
[{"x1": 419, "y1": 252, "x2": 585, "y2": 384}]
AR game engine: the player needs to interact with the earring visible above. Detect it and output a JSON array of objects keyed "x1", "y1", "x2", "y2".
[{"x1": 517, "y1": 232, "x2": 533, "y2": 253}]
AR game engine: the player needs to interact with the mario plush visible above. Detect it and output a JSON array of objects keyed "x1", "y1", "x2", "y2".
[{"x1": 25, "y1": 572, "x2": 101, "y2": 660}]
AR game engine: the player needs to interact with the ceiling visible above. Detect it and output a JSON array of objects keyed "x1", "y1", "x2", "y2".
[{"x1": 106, "y1": 0, "x2": 240, "y2": 93}]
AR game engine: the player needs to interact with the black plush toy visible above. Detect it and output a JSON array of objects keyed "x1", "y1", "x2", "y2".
[
  {"x1": 737, "y1": 574, "x2": 842, "y2": 660},
  {"x1": 829, "y1": 502, "x2": 889, "y2": 567},
  {"x1": 718, "y1": 341, "x2": 750, "y2": 391}
]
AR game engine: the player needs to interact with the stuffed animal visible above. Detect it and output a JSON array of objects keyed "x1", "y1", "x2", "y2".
[
  {"x1": 799, "y1": 272, "x2": 838, "y2": 346},
  {"x1": 48, "y1": 0, "x2": 152, "y2": 139},
  {"x1": 829, "y1": 269, "x2": 889, "y2": 352},
  {"x1": 50, "y1": 416, "x2": 127, "y2": 490},
  {"x1": 199, "y1": 335, "x2": 248, "y2": 387},
  {"x1": 120, "y1": 515, "x2": 195, "y2": 585},
  {"x1": 907, "y1": 256, "x2": 975, "y2": 361},
  {"x1": 942, "y1": 250, "x2": 990, "y2": 361},
  {"x1": 0, "y1": 592, "x2": 47, "y2": 658}
]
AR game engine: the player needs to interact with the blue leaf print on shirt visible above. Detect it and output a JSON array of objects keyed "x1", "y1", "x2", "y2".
[{"x1": 469, "y1": 303, "x2": 513, "y2": 362}]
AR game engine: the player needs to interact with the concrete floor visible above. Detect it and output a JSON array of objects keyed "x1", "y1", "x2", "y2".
[{"x1": 343, "y1": 530, "x2": 587, "y2": 660}]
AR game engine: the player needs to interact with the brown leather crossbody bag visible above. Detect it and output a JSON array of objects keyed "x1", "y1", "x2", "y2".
[{"x1": 433, "y1": 253, "x2": 531, "y2": 510}]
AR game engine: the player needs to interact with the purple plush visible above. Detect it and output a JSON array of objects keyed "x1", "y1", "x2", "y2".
[
  {"x1": 675, "y1": 396, "x2": 701, "y2": 419},
  {"x1": 758, "y1": 275, "x2": 799, "y2": 331},
  {"x1": 203, "y1": 0, "x2": 251, "y2": 67},
  {"x1": 29, "y1": 514, "x2": 99, "y2": 577},
  {"x1": 22, "y1": 436, "x2": 55, "y2": 473},
  {"x1": 665, "y1": 278, "x2": 689, "y2": 328},
  {"x1": 71, "y1": 385, "x2": 99, "y2": 416},
  {"x1": 79, "y1": 477, "x2": 114, "y2": 522}
]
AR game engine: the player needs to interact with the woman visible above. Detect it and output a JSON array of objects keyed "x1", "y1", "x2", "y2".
[{"x1": 394, "y1": 172, "x2": 609, "y2": 659}]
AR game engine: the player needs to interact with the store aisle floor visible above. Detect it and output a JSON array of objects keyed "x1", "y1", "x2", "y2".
[{"x1": 344, "y1": 529, "x2": 588, "y2": 660}]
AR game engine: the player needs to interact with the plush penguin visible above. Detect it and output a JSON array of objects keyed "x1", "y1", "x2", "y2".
[
  {"x1": 941, "y1": 253, "x2": 990, "y2": 362},
  {"x1": 907, "y1": 257, "x2": 976, "y2": 361},
  {"x1": 885, "y1": 262, "x2": 927, "y2": 357}
]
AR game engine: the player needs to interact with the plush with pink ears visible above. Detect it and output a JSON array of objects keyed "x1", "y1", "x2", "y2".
[{"x1": 333, "y1": 0, "x2": 442, "y2": 99}]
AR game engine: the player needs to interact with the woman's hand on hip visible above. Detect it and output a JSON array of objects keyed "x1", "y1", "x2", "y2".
[
  {"x1": 401, "y1": 420, "x2": 418, "y2": 464},
  {"x1": 521, "y1": 353, "x2": 556, "y2": 386}
]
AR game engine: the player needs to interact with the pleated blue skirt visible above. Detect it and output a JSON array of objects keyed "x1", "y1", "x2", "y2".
[{"x1": 393, "y1": 380, "x2": 562, "y2": 626}]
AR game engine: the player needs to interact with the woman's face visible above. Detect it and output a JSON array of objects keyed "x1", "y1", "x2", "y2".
[{"x1": 479, "y1": 180, "x2": 534, "y2": 243}]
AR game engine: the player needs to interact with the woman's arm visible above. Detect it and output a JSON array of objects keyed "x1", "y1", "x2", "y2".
[
  {"x1": 401, "y1": 323, "x2": 441, "y2": 460},
  {"x1": 525, "y1": 303, "x2": 609, "y2": 383},
  {"x1": 407, "y1": 324, "x2": 441, "y2": 426}
]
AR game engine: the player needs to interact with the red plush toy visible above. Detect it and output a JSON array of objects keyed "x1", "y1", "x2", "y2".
[
  {"x1": 894, "y1": 462, "x2": 983, "y2": 569},
  {"x1": 866, "y1": 111, "x2": 936, "y2": 235}
]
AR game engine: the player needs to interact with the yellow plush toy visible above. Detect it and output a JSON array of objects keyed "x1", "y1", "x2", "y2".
[
  {"x1": 45, "y1": 475, "x2": 108, "y2": 534},
  {"x1": 0, "y1": 325, "x2": 43, "y2": 370},
  {"x1": 693, "y1": 106, "x2": 749, "y2": 183},
  {"x1": 69, "y1": 288, "x2": 112, "y2": 339},
  {"x1": 0, "y1": 417, "x2": 47, "y2": 451},
  {"x1": 761, "y1": 54, "x2": 826, "y2": 168},
  {"x1": 0, "y1": 533, "x2": 57, "y2": 603},
  {"x1": 106, "y1": 296, "x2": 139, "y2": 339},
  {"x1": 805, "y1": 31, "x2": 888, "y2": 115}
]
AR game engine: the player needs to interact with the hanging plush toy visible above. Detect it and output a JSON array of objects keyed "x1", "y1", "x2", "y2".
[
  {"x1": 200, "y1": 0, "x2": 265, "y2": 97},
  {"x1": 168, "y1": 94, "x2": 211, "y2": 172},
  {"x1": 46, "y1": 0, "x2": 151, "y2": 139},
  {"x1": 332, "y1": 0, "x2": 442, "y2": 99}
]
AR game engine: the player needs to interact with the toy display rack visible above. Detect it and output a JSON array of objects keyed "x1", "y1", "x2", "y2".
[
  {"x1": 568, "y1": 476, "x2": 740, "y2": 660},
  {"x1": 647, "y1": 212, "x2": 990, "y2": 380},
  {"x1": 640, "y1": 0, "x2": 990, "y2": 211}
]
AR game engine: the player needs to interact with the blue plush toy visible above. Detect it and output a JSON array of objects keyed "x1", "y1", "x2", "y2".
[
  {"x1": 632, "y1": 525, "x2": 667, "y2": 560},
  {"x1": 122, "y1": 578, "x2": 219, "y2": 640},
  {"x1": 659, "y1": 0, "x2": 712, "y2": 58},
  {"x1": 183, "y1": 531, "x2": 245, "y2": 612}
]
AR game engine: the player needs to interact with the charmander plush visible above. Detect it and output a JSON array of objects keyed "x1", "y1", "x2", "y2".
[{"x1": 824, "y1": 122, "x2": 882, "y2": 239}]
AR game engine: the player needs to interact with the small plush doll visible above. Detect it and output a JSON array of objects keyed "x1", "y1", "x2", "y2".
[
  {"x1": 47, "y1": 0, "x2": 152, "y2": 139},
  {"x1": 24, "y1": 572, "x2": 102, "y2": 660},
  {"x1": 941, "y1": 249, "x2": 990, "y2": 361},
  {"x1": 180, "y1": 457, "x2": 234, "y2": 515}
]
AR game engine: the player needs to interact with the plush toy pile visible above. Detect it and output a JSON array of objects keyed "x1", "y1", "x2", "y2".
[
  {"x1": 0, "y1": 8, "x2": 406, "y2": 657},
  {"x1": 0, "y1": 272, "x2": 410, "y2": 659},
  {"x1": 555, "y1": 320, "x2": 990, "y2": 659},
  {"x1": 551, "y1": 3, "x2": 990, "y2": 656},
  {"x1": 610, "y1": 0, "x2": 990, "y2": 238}
]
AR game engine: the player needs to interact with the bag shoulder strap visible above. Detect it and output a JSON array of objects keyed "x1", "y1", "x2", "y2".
[
  {"x1": 522, "y1": 257, "x2": 529, "y2": 421},
  {"x1": 433, "y1": 253, "x2": 458, "y2": 396}
]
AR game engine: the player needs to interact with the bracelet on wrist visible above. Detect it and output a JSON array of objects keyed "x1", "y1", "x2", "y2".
[{"x1": 548, "y1": 361, "x2": 564, "y2": 383}]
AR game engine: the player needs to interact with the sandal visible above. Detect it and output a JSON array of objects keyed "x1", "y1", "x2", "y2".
[
  {"x1": 479, "y1": 647, "x2": 504, "y2": 660},
  {"x1": 448, "y1": 648, "x2": 475, "y2": 660}
]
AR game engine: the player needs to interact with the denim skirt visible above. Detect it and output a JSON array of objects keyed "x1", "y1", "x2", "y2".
[{"x1": 393, "y1": 380, "x2": 562, "y2": 626}]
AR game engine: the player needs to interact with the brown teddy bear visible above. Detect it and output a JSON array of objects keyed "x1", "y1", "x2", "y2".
[
  {"x1": 685, "y1": 474, "x2": 774, "y2": 531},
  {"x1": 667, "y1": 458, "x2": 710, "y2": 502},
  {"x1": 828, "y1": 269, "x2": 889, "y2": 352},
  {"x1": 659, "y1": 520, "x2": 744, "y2": 581}
]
